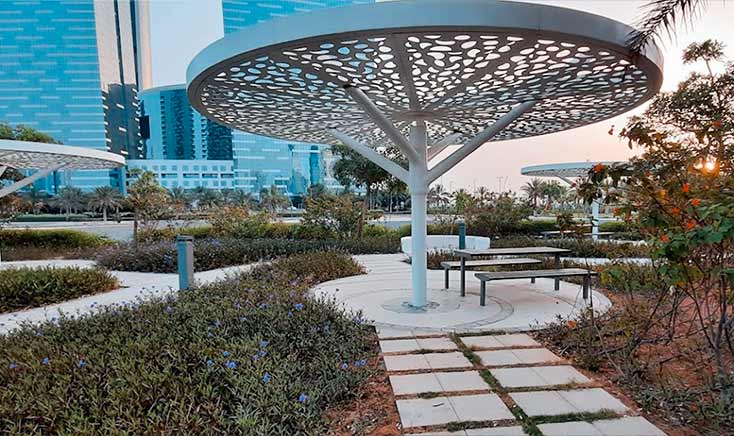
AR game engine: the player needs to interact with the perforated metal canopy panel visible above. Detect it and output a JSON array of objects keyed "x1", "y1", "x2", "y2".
[
  {"x1": 187, "y1": 0, "x2": 663, "y2": 148},
  {"x1": 521, "y1": 161, "x2": 626, "y2": 179},
  {"x1": 0, "y1": 140, "x2": 125, "y2": 170}
]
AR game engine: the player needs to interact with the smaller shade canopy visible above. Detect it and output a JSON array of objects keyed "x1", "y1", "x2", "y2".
[
  {"x1": 0, "y1": 139, "x2": 125, "y2": 170},
  {"x1": 521, "y1": 161, "x2": 624, "y2": 179}
]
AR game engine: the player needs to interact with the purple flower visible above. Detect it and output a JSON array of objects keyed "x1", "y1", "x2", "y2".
[
  {"x1": 294, "y1": 303, "x2": 304, "y2": 311},
  {"x1": 225, "y1": 360, "x2": 237, "y2": 369},
  {"x1": 341, "y1": 362, "x2": 349, "y2": 370},
  {"x1": 298, "y1": 393, "x2": 308, "y2": 403},
  {"x1": 222, "y1": 351, "x2": 230, "y2": 357},
  {"x1": 257, "y1": 350, "x2": 266, "y2": 358},
  {"x1": 8, "y1": 363, "x2": 17, "y2": 369},
  {"x1": 355, "y1": 359, "x2": 367, "y2": 367},
  {"x1": 258, "y1": 303, "x2": 268, "y2": 309},
  {"x1": 240, "y1": 316, "x2": 248, "y2": 322},
  {"x1": 259, "y1": 340, "x2": 269, "y2": 348},
  {"x1": 262, "y1": 372, "x2": 271, "y2": 383},
  {"x1": 41, "y1": 358, "x2": 50, "y2": 365},
  {"x1": 214, "y1": 320, "x2": 222, "y2": 327},
  {"x1": 165, "y1": 306, "x2": 173, "y2": 313},
  {"x1": 206, "y1": 359, "x2": 213, "y2": 367},
  {"x1": 77, "y1": 359, "x2": 87, "y2": 368}
]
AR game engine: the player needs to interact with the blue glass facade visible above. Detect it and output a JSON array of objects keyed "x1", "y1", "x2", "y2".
[
  {"x1": 0, "y1": 0, "x2": 144, "y2": 192},
  {"x1": 139, "y1": 84, "x2": 232, "y2": 161},
  {"x1": 221, "y1": 0, "x2": 370, "y2": 196}
]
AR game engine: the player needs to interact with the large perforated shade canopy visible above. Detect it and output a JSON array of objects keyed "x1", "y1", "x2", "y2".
[
  {"x1": 187, "y1": 0, "x2": 663, "y2": 147},
  {"x1": 187, "y1": 0, "x2": 663, "y2": 309},
  {"x1": 521, "y1": 161, "x2": 625, "y2": 180},
  {"x1": 0, "y1": 140, "x2": 125, "y2": 170}
]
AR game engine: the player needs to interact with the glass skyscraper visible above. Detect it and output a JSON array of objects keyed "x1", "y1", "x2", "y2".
[
  {"x1": 139, "y1": 84, "x2": 233, "y2": 161},
  {"x1": 221, "y1": 0, "x2": 371, "y2": 196},
  {"x1": 0, "y1": 0, "x2": 147, "y2": 192}
]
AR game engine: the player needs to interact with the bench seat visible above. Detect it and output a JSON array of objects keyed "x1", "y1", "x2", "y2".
[
  {"x1": 475, "y1": 268, "x2": 598, "y2": 306},
  {"x1": 441, "y1": 258, "x2": 542, "y2": 289}
]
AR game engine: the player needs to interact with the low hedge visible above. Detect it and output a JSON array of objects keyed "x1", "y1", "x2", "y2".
[
  {"x1": 96, "y1": 237, "x2": 400, "y2": 273},
  {"x1": 0, "y1": 229, "x2": 109, "y2": 249},
  {"x1": 0, "y1": 266, "x2": 119, "y2": 313},
  {"x1": 492, "y1": 236, "x2": 650, "y2": 258},
  {"x1": 0, "y1": 251, "x2": 373, "y2": 434}
]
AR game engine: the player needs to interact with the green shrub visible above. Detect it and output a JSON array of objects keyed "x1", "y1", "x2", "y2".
[
  {"x1": 492, "y1": 236, "x2": 651, "y2": 258},
  {"x1": 96, "y1": 237, "x2": 400, "y2": 273},
  {"x1": 0, "y1": 266, "x2": 119, "y2": 313},
  {"x1": 0, "y1": 252, "x2": 374, "y2": 435},
  {"x1": 137, "y1": 225, "x2": 215, "y2": 242},
  {"x1": 599, "y1": 262, "x2": 662, "y2": 294},
  {"x1": 0, "y1": 229, "x2": 109, "y2": 249}
]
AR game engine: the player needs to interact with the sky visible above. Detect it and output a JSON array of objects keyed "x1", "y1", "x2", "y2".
[{"x1": 147, "y1": 0, "x2": 734, "y2": 192}]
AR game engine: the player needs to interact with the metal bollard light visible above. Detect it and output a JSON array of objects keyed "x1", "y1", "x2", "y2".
[
  {"x1": 458, "y1": 218, "x2": 466, "y2": 250},
  {"x1": 176, "y1": 235, "x2": 194, "y2": 290}
]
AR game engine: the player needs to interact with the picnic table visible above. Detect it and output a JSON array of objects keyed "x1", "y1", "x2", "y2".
[{"x1": 453, "y1": 247, "x2": 571, "y2": 296}]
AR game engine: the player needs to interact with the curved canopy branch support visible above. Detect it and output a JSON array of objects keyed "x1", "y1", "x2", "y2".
[
  {"x1": 427, "y1": 100, "x2": 538, "y2": 183},
  {"x1": 0, "y1": 164, "x2": 64, "y2": 198},
  {"x1": 328, "y1": 129, "x2": 409, "y2": 184},
  {"x1": 428, "y1": 132, "x2": 463, "y2": 162},
  {"x1": 344, "y1": 86, "x2": 420, "y2": 163}
]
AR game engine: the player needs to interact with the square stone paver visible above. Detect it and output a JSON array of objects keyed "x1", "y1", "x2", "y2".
[
  {"x1": 396, "y1": 396, "x2": 458, "y2": 428},
  {"x1": 380, "y1": 338, "x2": 420, "y2": 354},
  {"x1": 476, "y1": 349, "x2": 521, "y2": 366},
  {"x1": 492, "y1": 367, "x2": 548, "y2": 388},
  {"x1": 414, "y1": 431, "x2": 464, "y2": 436},
  {"x1": 377, "y1": 327, "x2": 415, "y2": 339},
  {"x1": 495, "y1": 333, "x2": 541, "y2": 347},
  {"x1": 533, "y1": 365, "x2": 591, "y2": 386},
  {"x1": 425, "y1": 352, "x2": 473, "y2": 370},
  {"x1": 435, "y1": 371, "x2": 489, "y2": 392},
  {"x1": 418, "y1": 337, "x2": 458, "y2": 351},
  {"x1": 509, "y1": 391, "x2": 577, "y2": 416},
  {"x1": 383, "y1": 354, "x2": 429, "y2": 372},
  {"x1": 592, "y1": 416, "x2": 666, "y2": 436},
  {"x1": 389, "y1": 373, "x2": 442, "y2": 395},
  {"x1": 491, "y1": 366, "x2": 590, "y2": 388},
  {"x1": 448, "y1": 393, "x2": 515, "y2": 422},
  {"x1": 560, "y1": 388, "x2": 628, "y2": 414},
  {"x1": 460, "y1": 335, "x2": 505, "y2": 350},
  {"x1": 466, "y1": 426, "x2": 527, "y2": 435},
  {"x1": 512, "y1": 348, "x2": 562, "y2": 364},
  {"x1": 538, "y1": 421, "x2": 603, "y2": 436}
]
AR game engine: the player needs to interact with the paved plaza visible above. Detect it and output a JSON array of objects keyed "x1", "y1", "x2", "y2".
[
  {"x1": 379, "y1": 331, "x2": 667, "y2": 435},
  {"x1": 312, "y1": 254, "x2": 612, "y2": 333}
]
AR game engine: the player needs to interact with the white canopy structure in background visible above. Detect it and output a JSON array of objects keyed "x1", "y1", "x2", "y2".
[
  {"x1": 186, "y1": 0, "x2": 663, "y2": 309},
  {"x1": 0, "y1": 139, "x2": 125, "y2": 198},
  {"x1": 521, "y1": 161, "x2": 626, "y2": 239}
]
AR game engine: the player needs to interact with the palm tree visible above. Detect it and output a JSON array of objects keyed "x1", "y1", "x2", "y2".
[
  {"x1": 259, "y1": 184, "x2": 290, "y2": 214},
  {"x1": 230, "y1": 189, "x2": 254, "y2": 209},
  {"x1": 540, "y1": 181, "x2": 565, "y2": 211},
  {"x1": 22, "y1": 186, "x2": 48, "y2": 214},
  {"x1": 87, "y1": 186, "x2": 123, "y2": 222},
  {"x1": 522, "y1": 179, "x2": 546, "y2": 210},
  {"x1": 167, "y1": 186, "x2": 191, "y2": 217},
  {"x1": 52, "y1": 186, "x2": 86, "y2": 220},
  {"x1": 629, "y1": 0, "x2": 714, "y2": 52},
  {"x1": 428, "y1": 184, "x2": 450, "y2": 210}
]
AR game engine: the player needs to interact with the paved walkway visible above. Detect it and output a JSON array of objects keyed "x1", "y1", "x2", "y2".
[
  {"x1": 312, "y1": 254, "x2": 612, "y2": 333},
  {"x1": 0, "y1": 259, "x2": 253, "y2": 334},
  {"x1": 379, "y1": 330, "x2": 667, "y2": 436}
]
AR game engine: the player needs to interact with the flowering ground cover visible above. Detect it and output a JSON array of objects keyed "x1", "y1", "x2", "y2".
[{"x1": 0, "y1": 251, "x2": 375, "y2": 435}]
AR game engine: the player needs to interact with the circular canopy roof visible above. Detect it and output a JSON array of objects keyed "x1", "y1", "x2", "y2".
[
  {"x1": 0, "y1": 139, "x2": 125, "y2": 170},
  {"x1": 187, "y1": 0, "x2": 663, "y2": 149},
  {"x1": 521, "y1": 161, "x2": 625, "y2": 178}
]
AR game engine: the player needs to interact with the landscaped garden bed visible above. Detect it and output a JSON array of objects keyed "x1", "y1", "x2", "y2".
[
  {"x1": 0, "y1": 229, "x2": 110, "y2": 261},
  {"x1": 0, "y1": 266, "x2": 119, "y2": 313},
  {"x1": 0, "y1": 251, "x2": 377, "y2": 435}
]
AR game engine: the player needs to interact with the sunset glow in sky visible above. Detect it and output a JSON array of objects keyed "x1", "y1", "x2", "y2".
[{"x1": 148, "y1": 0, "x2": 734, "y2": 192}]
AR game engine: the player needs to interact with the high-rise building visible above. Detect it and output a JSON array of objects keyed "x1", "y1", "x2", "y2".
[
  {"x1": 220, "y1": 0, "x2": 371, "y2": 196},
  {"x1": 0, "y1": 0, "x2": 146, "y2": 192},
  {"x1": 138, "y1": 84, "x2": 233, "y2": 161}
]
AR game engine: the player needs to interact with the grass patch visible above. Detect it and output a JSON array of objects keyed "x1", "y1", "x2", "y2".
[
  {"x1": 0, "y1": 251, "x2": 374, "y2": 435},
  {"x1": 532, "y1": 409, "x2": 620, "y2": 425},
  {"x1": 0, "y1": 266, "x2": 119, "y2": 313}
]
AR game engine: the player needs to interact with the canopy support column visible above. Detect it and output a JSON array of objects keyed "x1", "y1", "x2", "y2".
[
  {"x1": 0, "y1": 164, "x2": 63, "y2": 198},
  {"x1": 591, "y1": 200, "x2": 600, "y2": 240},
  {"x1": 408, "y1": 122, "x2": 428, "y2": 308}
]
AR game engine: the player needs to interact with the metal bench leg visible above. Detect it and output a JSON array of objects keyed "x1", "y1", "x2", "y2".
[
  {"x1": 554, "y1": 253, "x2": 560, "y2": 291},
  {"x1": 460, "y1": 257, "x2": 466, "y2": 297},
  {"x1": 480, "y1": 281, "x2": 486, "y2": 306},
  {"x1": 531, "y1": 277, "x2": 536, "y2": 284},
  {"x1": 583, "y1": 275, "x2": 590, "y2": 300},
  {"x1": 444, "y1": 267, "x2": 449, "y2": 290}
]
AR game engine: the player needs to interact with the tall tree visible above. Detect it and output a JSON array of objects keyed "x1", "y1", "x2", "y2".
[
  {"x1": 259, "y1": 184, "x2": 290, "y2": 214},
  {"x1": 127, "y1": 170, "x2": 169, "y2": 240},
  {"x1": 88, "y1": 186, "x2": 123, "y2": 222},
  {"x1": 628, "y1": 0, "x2": 717, "y2": 52},
  {"x1": 522, "y1": 179, "x2": 546, "y2": 209}
]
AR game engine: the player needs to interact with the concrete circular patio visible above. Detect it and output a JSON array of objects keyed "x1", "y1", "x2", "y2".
[{"x1": 311, "y1": 254, "x2": 611, "y2": 334}]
